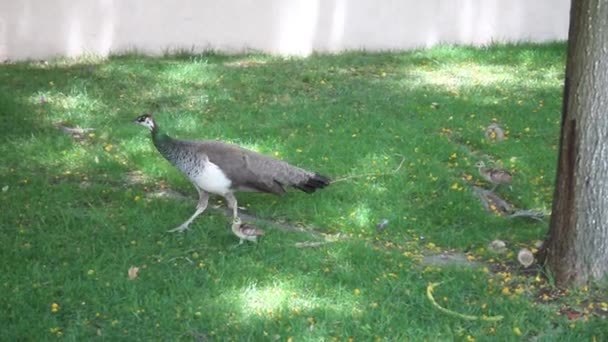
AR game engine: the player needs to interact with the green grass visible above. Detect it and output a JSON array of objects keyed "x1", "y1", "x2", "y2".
[{"x1": 1, "y1": 43, "x2": 606, "y2": 341}]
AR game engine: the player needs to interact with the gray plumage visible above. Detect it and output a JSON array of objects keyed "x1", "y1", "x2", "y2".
[
  {"x1": 155, "y1": 138, "x2": 326, "y2": 195},
  {"x1": 134, "y1": 114, "x2": 330, "y2": 232}
]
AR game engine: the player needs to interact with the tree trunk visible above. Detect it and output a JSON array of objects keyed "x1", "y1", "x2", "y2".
[{"x1": 541, "y1": 0, "x2": 608, "y2": 287}]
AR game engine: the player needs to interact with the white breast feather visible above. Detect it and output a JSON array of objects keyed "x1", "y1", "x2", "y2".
[{"x1": 193, "y1": 159, "x2": 232, "y2": 195}]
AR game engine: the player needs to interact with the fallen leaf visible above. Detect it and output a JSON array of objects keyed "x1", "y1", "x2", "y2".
[
  {"x1": 128, "y1": 266, "x2": 140, "y2": 280},
  {"x1": 560, "y1": 308, "x2": 582, "y2": 320}
]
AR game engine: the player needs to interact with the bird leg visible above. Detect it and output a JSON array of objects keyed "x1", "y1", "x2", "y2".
[
  {"x1": 168, "y1": 190, "x2": 209, "y2": 233},
  {"x1": 224, "y1": 192, "x2": 239, "y2": 221}
]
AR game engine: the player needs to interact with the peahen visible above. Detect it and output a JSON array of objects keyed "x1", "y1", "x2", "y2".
[{"x1": 134, "y1": 114, "x2": 330, "y2": 232}]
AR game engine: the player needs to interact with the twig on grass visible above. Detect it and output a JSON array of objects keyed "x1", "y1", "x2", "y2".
[
  {"x1": 167, "y1": 256, "x2": 194, "y2": 264},
  {"x1": 55, "y1": 123, "x2": 96, "y2": 136},
  {"x1": 295, "y1": 241, "x2": 331, "y2": 248},
  {"x1": 331, "y1": 155, "x2": 406, "y2": 183},
  {"x1": 507, "y1": 209, "x2": 546, "y2": 221},
  {"x1": 473, "y1": 186, "x2": 514, "y2": 215}
]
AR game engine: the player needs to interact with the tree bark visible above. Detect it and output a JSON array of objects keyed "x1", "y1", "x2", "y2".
[{"x1": 541, "y1": 0, "x2": 608, "y2": 287}]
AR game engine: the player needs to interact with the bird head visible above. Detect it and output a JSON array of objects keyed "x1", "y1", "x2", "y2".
[
  {"x1": 232, "y1": 217, "x2": 242, "y2": 226},
  {"x1": 133, "y1": 113, "x2": 156, "y2": 131},
  {"x1": 475, "y1": 161, "x2": 486, "y2": 169}
]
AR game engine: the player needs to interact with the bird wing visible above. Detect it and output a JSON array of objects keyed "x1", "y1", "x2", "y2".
[
  {"x1": 168, "y1": 138, "x2": 328, "y2": 195},
  {"x1": 240, "y1": 224, "x2": 265, "y2": 236},
  {"x1": 194, "y1": 141, "x2": 298, "y2": 195},
  {"x1": 489, "y1": 169, "x2": 512, "y2": 183}
]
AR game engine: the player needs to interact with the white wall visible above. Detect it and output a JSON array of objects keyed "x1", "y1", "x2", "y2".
[{"x1": 0, "y1": 0, "x2": 570, "y2": 60}]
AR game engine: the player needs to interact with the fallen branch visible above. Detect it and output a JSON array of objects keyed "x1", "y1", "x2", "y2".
[
  {"x1": 331, "y1": 155, "x2": 405, "y2": 183},
  {"x1": 426, "y1": 282, "x2": 504, "y2": 322},
  {"x1": 295, "y1": 241, "x2": 334, "y2": 248},
  {"x1": 507, "y1": 209, "x2": 546, "y2": 221},
  {"x1": 472, "y1": 186, "x2": 546, "y2": 221},
  {"x1": 55, "y1": 123, "x2": 95, "y2": 135},
  {"x1": 472, "y1": 186, "x2": 513, "y2": 215}
]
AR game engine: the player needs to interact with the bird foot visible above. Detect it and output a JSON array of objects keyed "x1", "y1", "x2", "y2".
[{"x1": 167, "y1": 224, "x2": 189, "y2": 233}]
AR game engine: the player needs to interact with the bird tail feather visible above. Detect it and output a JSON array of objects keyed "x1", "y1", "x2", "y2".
[{"x1": 294, "y1": 173, "x2": 331, "y2": 193}]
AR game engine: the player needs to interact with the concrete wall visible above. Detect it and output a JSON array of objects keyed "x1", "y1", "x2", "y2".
[{"x1": 0, "y1": 0, "x2": 570, "y2": 60}]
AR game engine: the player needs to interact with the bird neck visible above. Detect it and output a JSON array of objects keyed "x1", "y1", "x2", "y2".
[
  {"x1": 151, "y1": 126, "x2": 174, "y2": 157},
  {"x1": 151, "y1": 125, "x2": 168, "y2": 142}
]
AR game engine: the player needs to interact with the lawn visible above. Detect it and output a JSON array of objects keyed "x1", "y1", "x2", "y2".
[{"x1": 1, "y1": 43, "x2": 606, "y2": 341}]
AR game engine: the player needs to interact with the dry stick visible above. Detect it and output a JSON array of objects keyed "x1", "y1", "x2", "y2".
[
  {"x1": 55, "y1": 123, "x2": 96, "y2": 135},
  {"x1": 472, "y1": 185, "x2": 514, "y2": 214},
  {"x1": 508, "y1": 209, "x2": 546, "y2": 221},
  {"x1": 167, "y1": 256, "x2": 194, "y2": 264},
  {"x1": 295, "y1": 241, "x2": 333, "y2": 248},
  {"x1": 331, "y1": 155, "x2": 406, "y2": 184}
]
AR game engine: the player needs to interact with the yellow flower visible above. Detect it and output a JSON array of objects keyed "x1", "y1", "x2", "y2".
[
  {"x1": 501, "y1": 287, "x2": 511, "y2": 295},
  {"x1": 51, "y1": 303, "x2": 60, "y2": 313},
  {"x1": 513, "y1": 327, "x2": 522, "y2": 336},
  {"x1": 353, "y1": 288, "x2": 361, "y2": 295},
  {"x1": 450, "y1": 183, "x2": 462, "y2": 190}
]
